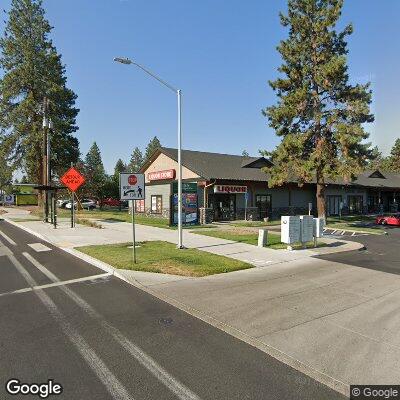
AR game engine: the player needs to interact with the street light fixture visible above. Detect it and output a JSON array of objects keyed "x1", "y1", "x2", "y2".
[{"x1": 113, "y1": 57, "x2": 184, "y2": 249}]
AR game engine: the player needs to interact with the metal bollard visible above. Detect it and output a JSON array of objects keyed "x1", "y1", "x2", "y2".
[{"x1": 258, "y1": 229, "x2": 268, "y2": 247}]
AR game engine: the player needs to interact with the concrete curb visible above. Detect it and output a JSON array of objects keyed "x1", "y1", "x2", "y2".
[{"x1": 4, "y1": 218, "x2": 350, "y2": 396}]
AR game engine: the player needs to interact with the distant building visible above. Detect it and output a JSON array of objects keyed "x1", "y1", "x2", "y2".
[{"x1": 13, "y1": 184, "x2": 38, "y2": 206}]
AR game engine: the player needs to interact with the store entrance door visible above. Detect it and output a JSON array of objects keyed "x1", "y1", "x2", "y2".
[
  {"x1": 212, "y1": 194, "x2": 236, "y2": 221},
  {"x1": 327, "y1": 195, "x2": 342, "y2": 216},
  {"x1": 256, "y1": 194, "x2": 272, "y2": 219}
]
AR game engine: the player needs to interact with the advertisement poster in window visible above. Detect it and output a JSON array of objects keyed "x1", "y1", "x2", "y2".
[
  {"x1": 171, "y1": 182, "x2": 198, "y2": 225},
  {"x1": 151, "y1": 195, "x2": 162, "y2": 214},
  {"x1": 135, "y1": 199, "x2": 145, "y2": 213}
]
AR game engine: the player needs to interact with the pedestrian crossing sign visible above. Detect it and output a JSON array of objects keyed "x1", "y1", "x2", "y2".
[{"x1": 119, "y1": 173, "x2": 145, "y2": 201}]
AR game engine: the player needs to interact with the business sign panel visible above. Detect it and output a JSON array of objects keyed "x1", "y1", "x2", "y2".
[
  {"x1": 171, "y1": 181, "x2": 198, "y2": 225},
  {"x1": 2, "y1": 194, "x2": 15, "y2": 205},
  {"x1": 281, "y1": 216, "x2": 301, "y2": 244},
  {"x1": 119, "y1": 173, "x2": 145, "y2": 201},
  {"x1": 214, "y1": 185, "x2": 247, "y2": 194},
  {"x1": 148, "y1": 169, "x2": 176, "y2": 181}
]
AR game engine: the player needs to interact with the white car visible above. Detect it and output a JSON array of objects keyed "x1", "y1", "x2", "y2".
[
  {"x1": 57, "y1": 199, "x2": 70, "y2": 208},
  {"x1": 65, "y1": 198, "x2": 97, "y2": 210}
]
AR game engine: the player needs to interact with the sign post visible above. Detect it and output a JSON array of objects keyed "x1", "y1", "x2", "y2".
[
  {"x1": 60, "y1": 167, "x2": 85, "y2": 229},
  {"x1": 120, "y1": 173, "x2": 145, "y2": 264},
  {"x1": 245, "y1": 192, "x2": 248, "y2": 221}
]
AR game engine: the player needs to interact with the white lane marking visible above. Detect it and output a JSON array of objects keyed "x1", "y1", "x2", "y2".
[
  {"x1": 24, "y1": 253, "x2": 201, "y2": 400},
  {"x1": 340, "y1": 231, "x2": 345, "y2": 236},
  {"x1": 7, "y1": 252, "x2": 133, "y2": 400},
  {"x1": 35, "y1": 289, "x2": 134, "y2": 400},
  {"x1": 351, "y1": 232, "x2": 356, "y2": 236},
  {"x1": 23, "y1": 252, "x2": 60, "y2": 282},
  {"x1": 28, "y1": 243, "x2": 51, "y2": 252},
  {"x1": 0, "y1": 230, "x2": 17, "y2": 246},
  {"x1": 7, "y1": 255, "x2": 36, "y2": 287},
  {"x1": 0, "y1": 273, "x2": 112, "y2": 298}
]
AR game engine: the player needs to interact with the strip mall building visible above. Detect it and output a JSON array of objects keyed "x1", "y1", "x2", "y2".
[{"x1": 138, "y1": 147, "x2": 400, "y2": 224}]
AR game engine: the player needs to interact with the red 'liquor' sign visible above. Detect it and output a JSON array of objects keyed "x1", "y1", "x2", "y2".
[
  {"x1": 148, "y1": 169, "x2": 176, "y2": 181},
  {"x1": 214, "y1": 185, "x2": 247, "y2": 194}
]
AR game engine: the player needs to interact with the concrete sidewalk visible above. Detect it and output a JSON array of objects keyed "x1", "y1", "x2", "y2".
[{"x1": 7, "y1": 216, "x2": 362, "y2": 267}]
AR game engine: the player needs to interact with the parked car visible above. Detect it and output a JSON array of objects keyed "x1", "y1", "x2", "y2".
[
  {"x1": 65, "y1": 198, "x2": 97, "y2": 210},
  {"x1": 102, "y1": 198, "x2": 121, "y2": 207},
  {"x1": 57, "y1": 199, "x2": 70, "y2": 208},
  {"x1": 375, "y1": 214, "x2": 400, "y2": 226}
]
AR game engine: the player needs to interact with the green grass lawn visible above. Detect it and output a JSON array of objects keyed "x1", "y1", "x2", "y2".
[
  {"x1": 77, "y1": 241, "x2": 252, "y2": 277},
  {"x1": 194, "y1": 229, "x2": 325, "y2": 250}
]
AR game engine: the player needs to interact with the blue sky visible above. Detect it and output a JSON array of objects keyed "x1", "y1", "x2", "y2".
[{"x1": 1, "y1": 0, "x2": 399, "y2": 173}]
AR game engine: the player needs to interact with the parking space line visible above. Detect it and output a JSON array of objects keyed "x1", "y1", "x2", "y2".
[
  {"x1": 0, "y1": 230, "x2": 17, "y2": 246},
  {"x1": 24, "y1": 252, "x2": 201, "y2": 400}
]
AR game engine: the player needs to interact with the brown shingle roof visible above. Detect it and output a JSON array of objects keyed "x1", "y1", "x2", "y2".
[
  {"x1": 160, "y1": 147, "x2": 272, "y2": 181},
  {"x1": 143, "y1": 148, "x2": 400, "y2": 189}
]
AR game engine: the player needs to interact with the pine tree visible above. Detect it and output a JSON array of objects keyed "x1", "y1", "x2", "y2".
[
  {"x1": 242, "y1": 150, "x2": 249, "y2": 157},
  {"x1": 263, "y1": 0, "x2": 374, "y2": 218},
  {"x1": 385, "y1": 139, "x2": 400, "y2": 173},
  {"x1": 114, "y1": 159, "x2": 126, "y2": 175},
  {"x1": 84, "y1": 142, "x2": 106, "y2": 200},
  {"x1": 129, "y1": 147, "x2": 144, "y2": 172},
  {"x1": 0, "y1": 151, "x2": 13, "y2": 192},
  {"x1": 0, "y1": 0, "x2": 79, "y2": 184},
  {"x1": 145, "y1": 136, "x2": 161, "y2": 160},
  {"x1": 367, "y1": 146, "x2": 386, "y2": 171}
]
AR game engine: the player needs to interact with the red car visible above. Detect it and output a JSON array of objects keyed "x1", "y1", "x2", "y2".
[
  {"x1": 376, "y1": 214, "x2": 400, "y2": 226},
  {"x1": 102, "y1": 198, "x2": 121, "y2": 207}
]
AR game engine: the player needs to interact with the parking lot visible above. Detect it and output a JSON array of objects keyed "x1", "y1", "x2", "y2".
[{"x1": 318, "y1": 227, "x2": 400, "y2": 275}]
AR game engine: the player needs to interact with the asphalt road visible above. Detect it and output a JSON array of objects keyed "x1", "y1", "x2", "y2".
[
  {"x1": 0, "y1": 220, "x2": 345, "y2": 400},
  {"x1": 317, "y1": 227, "x2": 400, "y2": 275}
]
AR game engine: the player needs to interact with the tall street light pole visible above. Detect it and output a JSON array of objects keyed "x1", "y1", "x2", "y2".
[{"x1": 114, "y1": 57, "x2": 184, "y2": 249}]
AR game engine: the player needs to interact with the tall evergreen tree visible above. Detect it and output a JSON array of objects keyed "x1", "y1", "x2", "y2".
[
  {"x1": 83, "y1": 142, "x2": 106, "y2": 200},
  {"x1": 385, "y1": 139, "x2": 400, "y2": 173},
  {"x1": 0, "y1": 151, "x2": 13, "y2": 192},
  {"x1": 0, "y1": 0, "x2": 79, "y2": 184},
  {"x1": 242, "y1": 150, "x2": 250, "y2": 157},
  {"x1": 114, "y1": 159, "x2": 126, "y2": 175},
  {"x1": 128, "y1": 147, "x2": 144, "y2": 172},
  {"x1": 367, "y1": 146, "x2": 386, "y2": 171},
  {"x1": 145, "y1": 136, "x2": 161, "y2": 160},
  {"x1": 263, "y1": 0, "x2": 374, "y2": 218}
]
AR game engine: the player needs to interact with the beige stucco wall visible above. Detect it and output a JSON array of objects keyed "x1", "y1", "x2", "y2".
[{"x1": 143, "y1": 153, "x2": 200, "y2": 183}]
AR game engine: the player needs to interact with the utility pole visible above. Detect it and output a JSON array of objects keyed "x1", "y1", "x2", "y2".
[{"x1": 42, "y1": 97, "x2": 49, "y2": 222}]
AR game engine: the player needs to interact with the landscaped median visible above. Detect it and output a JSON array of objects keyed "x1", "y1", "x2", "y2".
[
  {"x1": 194, "y1": 229, "x2": 326, "y2": 250},
  {"x1": 76, "y1": 240, "x2": 253, "y2": 277}
]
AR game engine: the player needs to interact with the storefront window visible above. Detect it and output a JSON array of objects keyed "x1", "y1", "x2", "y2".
[
  {"x1": 348, "y1": 195, "x2": 363, "y2": 214},
  {"x1": 151, "y1": 195, "x2": 162, "y2": 214}
]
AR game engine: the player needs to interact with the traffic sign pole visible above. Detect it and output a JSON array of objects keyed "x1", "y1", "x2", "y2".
[
  {"x1": 71, "y1": 191, "x2": 74, "y2": 228},
  {"x1": 131, "y1": 200, "x2": 137, "y2": 264}
]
